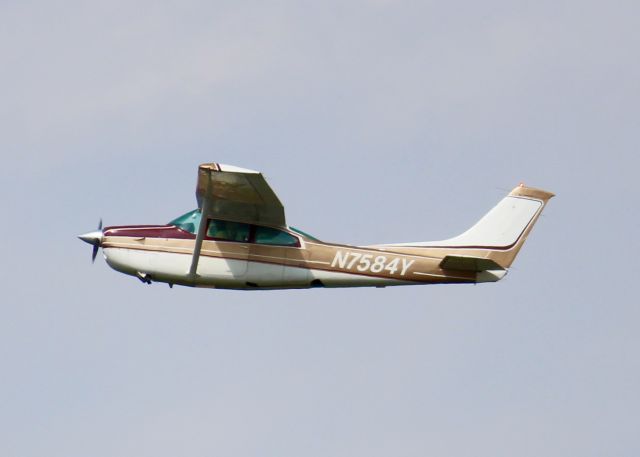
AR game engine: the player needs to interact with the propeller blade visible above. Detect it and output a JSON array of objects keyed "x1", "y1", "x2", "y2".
[{"x1": 79, "y1": 219, "x2": 104, "y2": 263}]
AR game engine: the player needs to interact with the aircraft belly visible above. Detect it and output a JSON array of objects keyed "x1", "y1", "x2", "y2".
[
  {"x1": 284, "y1": 264, "x2": 311, "y2": 285},
  {"x1": 309, "y1": 268, "x2": 412, "y2": 288},
  {"x1": 103, "y1": 248, "x2": 136, "y2": 275},
  {"x1": 201, "y1": 241, "x2": 249, "y2": 275},
  {"x1": 105, "y1": 248, "x2": 177, "y2": 277},
  {"x1": 192, "y1": 255, "x2": 248, "y2": 280},
  {"x1": 245, "y1": 244, "x2": 311, "y2": 287},
  {"x1": 104, "y1": 248, "x2": 248, "y2": 287},
  {"x1": 246, "y1": 260, "x2": 284, "y2": 286}
]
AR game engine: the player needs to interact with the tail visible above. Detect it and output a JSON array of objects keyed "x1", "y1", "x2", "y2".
[{"x1": 387, "y1": 184, "x2": 554, "y2": 271}]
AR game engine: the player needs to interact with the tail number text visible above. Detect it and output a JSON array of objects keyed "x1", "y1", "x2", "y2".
[{"x1": 331, "y1": 251, "x2": 415, "y2": 276}]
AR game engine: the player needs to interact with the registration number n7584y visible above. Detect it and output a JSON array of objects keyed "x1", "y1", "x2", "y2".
[{"x1": 331, "y1": 251, "x2": 415, "y2": 276}]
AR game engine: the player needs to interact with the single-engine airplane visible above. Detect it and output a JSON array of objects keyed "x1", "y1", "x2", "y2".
[{"x1": 79, "y1": 163, "x2": 553, "y2": 290}]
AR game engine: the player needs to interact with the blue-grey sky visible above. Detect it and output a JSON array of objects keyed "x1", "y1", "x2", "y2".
[{"x1": 1, "y1": 1, "x2": 638, "y2": 456}]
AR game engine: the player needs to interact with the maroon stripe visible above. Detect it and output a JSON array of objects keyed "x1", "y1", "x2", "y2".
[{"x1": 104, "y1": 225, "x2": 196, "y2": 239}]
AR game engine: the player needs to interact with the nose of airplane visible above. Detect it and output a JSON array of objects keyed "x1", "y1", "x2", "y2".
[
  {"x1": 78, "y1": 230, "x2": 103, "y2": 245},
  {"x1": 78, "y1": 220, "x2": 104, "y2": 262}
]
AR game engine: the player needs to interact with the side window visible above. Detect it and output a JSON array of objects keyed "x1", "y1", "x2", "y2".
[
  {"x1": 206, "y1": 220, "x2": 250, "y2": 242},
  {"x1": 254, "y1": 226, "x2": 299, "y2": 247}
]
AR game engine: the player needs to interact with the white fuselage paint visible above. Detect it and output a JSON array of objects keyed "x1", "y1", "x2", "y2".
[{"x1": 103, "y1": 248, "x2": 410, "y2": 290}]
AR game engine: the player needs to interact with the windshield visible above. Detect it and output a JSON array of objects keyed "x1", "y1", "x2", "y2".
[{"x1": 169, "y1": 209, "x2": 202, "y2": 234}]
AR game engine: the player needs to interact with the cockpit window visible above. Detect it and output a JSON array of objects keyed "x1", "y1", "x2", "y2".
[
  {"x1": 207, "y1": 219, "x2": 250, "y2": 242},
  {"x1": 169, "y1": 211, "x2": 305, "y2": 247},
  {"x1": 169, "y1": 209, "x2": 201, "y2": 234},
  {"x1": 255, "y1": 226, "x2": 299, "y2": 246}
]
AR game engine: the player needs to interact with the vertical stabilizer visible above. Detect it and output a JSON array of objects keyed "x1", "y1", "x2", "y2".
[{"x1": 384, "y1": 185, "x2": 554, "y2": 269}]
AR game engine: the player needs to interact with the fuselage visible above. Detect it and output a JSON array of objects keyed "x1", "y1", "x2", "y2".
[
  {"x1": 100, "y1": 221, "x2": 490, "y2": 290},
  {"x1": 81, "y1": 166, "x2": 553, "y2": 291}
]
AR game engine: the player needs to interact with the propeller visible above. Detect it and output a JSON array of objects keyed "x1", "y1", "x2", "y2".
[{"x1": 78, "y1": 219, "x2": 103, "y2": 263}]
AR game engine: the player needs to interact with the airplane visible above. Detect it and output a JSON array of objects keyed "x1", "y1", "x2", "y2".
[{"x1": 79, "y1": 162, "x2": 554, "y2": 290}]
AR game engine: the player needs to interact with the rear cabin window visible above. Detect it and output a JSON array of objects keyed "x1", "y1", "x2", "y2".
[
  {"x1": 207, "y1": 220, "x2": 250, "y2": 242},
  {"x1": 254, "y1": 226, "x2": 299, "y2": 247},
  {"x1": 289, "y1": 226, "x2": 320, "y2": 241}
]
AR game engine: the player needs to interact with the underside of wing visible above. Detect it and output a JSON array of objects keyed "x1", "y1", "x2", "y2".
[{"x1": 195, "y1": 162, "x2": 285, "y2": 227}]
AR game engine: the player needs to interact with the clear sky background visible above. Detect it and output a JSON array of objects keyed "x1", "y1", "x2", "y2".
[{"x1": 1, "y1": 1, "x2": 638, "y2": 456}]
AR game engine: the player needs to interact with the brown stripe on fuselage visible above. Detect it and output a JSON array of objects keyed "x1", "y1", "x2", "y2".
[{"x1": 101, "y1": 234, "x2": 477, "y2": 284}]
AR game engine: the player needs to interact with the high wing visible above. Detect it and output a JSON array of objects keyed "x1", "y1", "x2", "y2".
[
  {"x1": 195, "y1": 163, "x2": 285, "y2": 227},
  {"x1": 189, "y1": 162, "x2": 285, "y2": 277}
]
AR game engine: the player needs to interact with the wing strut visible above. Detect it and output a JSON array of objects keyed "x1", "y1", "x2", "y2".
[{"x1": 189, "y1": 170, "x2": 213, "y2": 279}]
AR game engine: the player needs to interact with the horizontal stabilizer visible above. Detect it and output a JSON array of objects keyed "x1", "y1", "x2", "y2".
[{"x1": 440, "y1": 255, "x2": 505, "y2": 272}]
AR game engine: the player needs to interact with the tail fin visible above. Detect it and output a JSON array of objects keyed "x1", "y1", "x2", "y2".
[
  {"x1": 486, "y1": 185, "x2": 554, "y2": 268},
  {"x1": 388, "y1": 185, "x2": 554, "y2": 269}
]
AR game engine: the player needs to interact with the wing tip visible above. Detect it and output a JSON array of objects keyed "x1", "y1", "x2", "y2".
[{"x1": 199, "y1": 162, "x2": 260, "y2": 174}]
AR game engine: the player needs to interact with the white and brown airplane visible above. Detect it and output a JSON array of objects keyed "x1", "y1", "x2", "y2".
[{"x1": 79, "y1": 163, "x2": 554, "y2": 290}]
